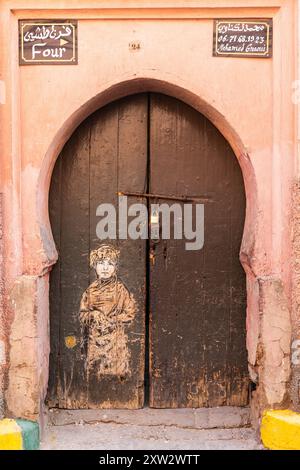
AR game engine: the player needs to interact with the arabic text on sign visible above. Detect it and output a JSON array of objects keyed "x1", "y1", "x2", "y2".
[{"x1": 23, "y1": 24, "x2": 72, "y2": 42}]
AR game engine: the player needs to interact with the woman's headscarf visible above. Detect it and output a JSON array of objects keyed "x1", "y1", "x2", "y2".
[{"x1": 90, "y1": 244, "x2": 120, "y2": 268}]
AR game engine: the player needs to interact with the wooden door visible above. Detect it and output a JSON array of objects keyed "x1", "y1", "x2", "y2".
[
  {"x1": 149, "y1": 94, "x2": 248, "y2": 407},
  {"x1": 48, "y1": 95, "x2": 148, "y2": 408},
  {"x1": 48, "y1": 92, "x2": 248, "y2": 410}
]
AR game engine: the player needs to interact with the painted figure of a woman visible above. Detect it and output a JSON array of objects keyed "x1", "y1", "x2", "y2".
[{"x1": 79, "y1": 244, "x2": 136, "y2": 378}]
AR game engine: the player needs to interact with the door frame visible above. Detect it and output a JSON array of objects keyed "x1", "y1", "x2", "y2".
[{"x1": 41, "y1": 78, "x2": 255, "y2": 410}]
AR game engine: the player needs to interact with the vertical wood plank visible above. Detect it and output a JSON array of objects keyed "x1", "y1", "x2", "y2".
[
  {"x1": 116, "y1": 95, "x2": 148, "y2": 408},
  {"x1": 47, "y1": 155, "x2": 62, "y2": 406},
  {"x1": 87, "y1": 95, "x2": 147, "y2": 408},
  {"x1": 87, "y1": 100, "x2": 120, "y2": 407},
  {"x1": 58, "y1": 120, "x2": 91, "y2": 408}
]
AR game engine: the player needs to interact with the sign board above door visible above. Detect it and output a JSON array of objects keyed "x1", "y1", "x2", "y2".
[
  {"x1": 213, "y1": 19, "x2": 273, "y2": 58},
  {"x1": 19, "y1": 20, "x2": 78, "y2": 65}
]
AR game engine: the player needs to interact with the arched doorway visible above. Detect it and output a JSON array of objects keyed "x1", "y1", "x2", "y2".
[{"x1": 47, "y1": 93, "x2": 248, "y2": 409}]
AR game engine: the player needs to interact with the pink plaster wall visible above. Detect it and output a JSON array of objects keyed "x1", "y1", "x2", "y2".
[{"x1": 0, "y1": 0, "x2": 297, "y2": 422}]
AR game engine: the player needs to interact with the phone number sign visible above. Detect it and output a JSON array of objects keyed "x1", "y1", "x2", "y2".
[
  {"x1": 213, "y1": 19, "x2": 273, "y2": 58},
  {"x1": 19, "y1": 20, "x2": 78, "y2": 65}
]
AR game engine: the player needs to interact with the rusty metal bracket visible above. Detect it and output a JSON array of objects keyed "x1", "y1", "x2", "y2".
[{"x1": 117, "y1": 191, "x2": 212, "y2": 203}]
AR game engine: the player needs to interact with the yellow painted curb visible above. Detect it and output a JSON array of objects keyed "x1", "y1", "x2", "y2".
[
  {"x1": 0, "y1": 419, "x2": 22, "y2": 450},
  {"x1": 261, "y1": 409, "x2": 300, "y2": 450}
]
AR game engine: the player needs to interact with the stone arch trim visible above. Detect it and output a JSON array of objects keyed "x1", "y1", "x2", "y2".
[{"x1": 37, "y1": 78, "x2": 258, "y2": 276}]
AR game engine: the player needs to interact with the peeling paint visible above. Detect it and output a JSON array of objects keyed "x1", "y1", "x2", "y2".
[
  {"x1": 253, "y1": 277, "x2": 291, "y2": 408},
  {"x1": 0, "y1": 81, "x2": 5, "y2": 105},
  {"x1": 0, "y1": 341, "x2": 6, "y2": 365},
  {"x1": 64, "y1": 336, "x2": 77, "y2": 349},
  {"x1": 291, "y1": 181, "x2": 300, "y2": 408}
]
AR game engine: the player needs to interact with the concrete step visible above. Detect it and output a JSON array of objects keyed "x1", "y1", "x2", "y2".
[
  {"x1": 48, "y1": 406, "x2": 250, "y2": 430},
  {"x1": 41, "y1": 421, "x2": 261, "y2": 450}
]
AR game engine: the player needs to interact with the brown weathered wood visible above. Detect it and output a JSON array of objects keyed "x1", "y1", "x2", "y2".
[
  {"x1": 49, "y1": 95, "x2": 147, "y2": 409},
  {"x1": 47, "y1": 153, "x2": 62, "y2": 407},
  {"x1": 58, "y1": 119, "x2": 91, "y2": 408},
  {"x1": 149, "y1": 93, "x2": 248, "y2": 407},
  {"x1": 87, "y1": 95, "x2": 147, "y2": 408},
  {"x1": 116, "y1": 95, "x2": 148, "y2": 407},
  {"x1": 49, "y1": 92, "x2": 248, "y2": 410}
]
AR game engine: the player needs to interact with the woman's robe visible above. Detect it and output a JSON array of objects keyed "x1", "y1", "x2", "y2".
[{"x1": 79, "y1": 276, "x2": 136, "y2": 378}]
